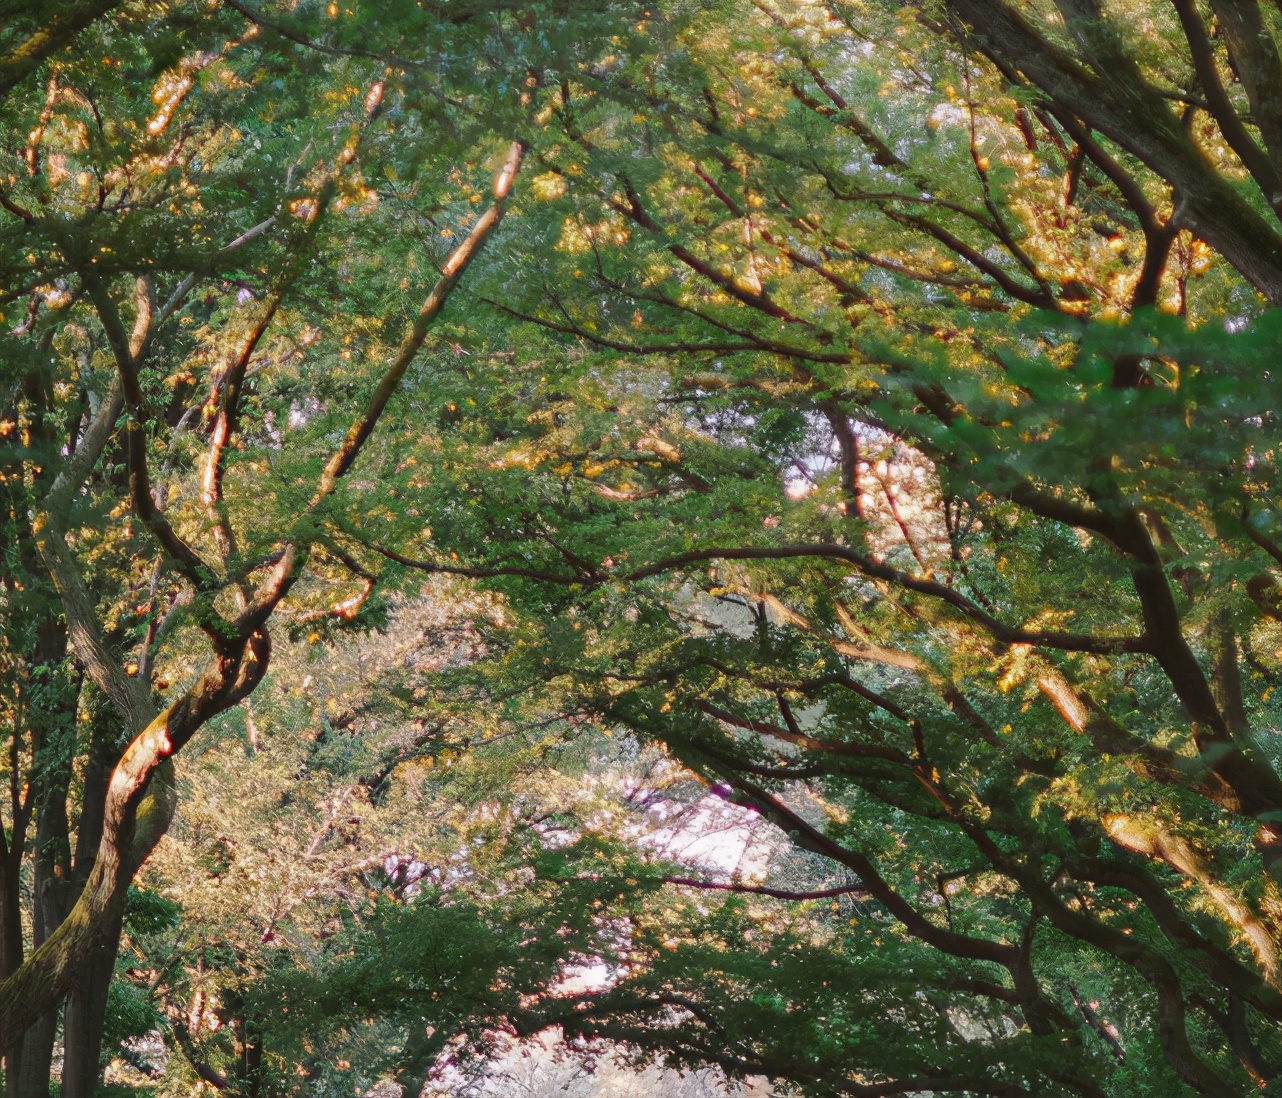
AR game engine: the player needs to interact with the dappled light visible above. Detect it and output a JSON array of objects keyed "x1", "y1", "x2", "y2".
[{"x1": 5, "y1": 1, "x2": 1282, "y2": 1096}]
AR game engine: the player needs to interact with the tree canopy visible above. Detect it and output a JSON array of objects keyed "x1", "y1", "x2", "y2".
[{"x1": 6, "y1": 1, "x2": 1282, "y2": 1096}]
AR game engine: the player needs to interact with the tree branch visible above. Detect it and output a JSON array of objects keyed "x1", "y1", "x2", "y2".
[
  {"x1": 662, "y1": 876, "x2": 870, "y2": 902},
  {"x1": 314, "y1": 141, "x2": 524, "y2": 499}
]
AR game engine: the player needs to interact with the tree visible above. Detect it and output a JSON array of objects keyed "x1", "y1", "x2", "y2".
[
  {"x1": 303, "y1": 0, "x2": 1282, "y2": 1093},
  {"x1": 11, "y1": 1, "x2": 1282, "y2": 1096},
  {"x1": 0, "y1": 0, "x2": 614, "y2": 1089}
]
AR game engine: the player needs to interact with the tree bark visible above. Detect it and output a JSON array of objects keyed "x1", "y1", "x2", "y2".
[
  {"x1": 61, "y1": 928, "x2": 121, "y2": 1098},
  {"x1": 12, "y1": 1013, "x2": 56, "y2": 1098},
  {"x1": 57, "y1": 715, "x2": 129, "y2": 1098},
  {"x1": 10, "y1": 860, "x2": 60, "y2": 1098}
]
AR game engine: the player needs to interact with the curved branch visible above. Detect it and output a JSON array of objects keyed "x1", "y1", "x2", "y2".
[
  {"x1": 79, "y1": 274, "x2": 217, "y2": 587},
  {"x1": 708, "y1": 769, "x2": 1018, "y2": 968}
]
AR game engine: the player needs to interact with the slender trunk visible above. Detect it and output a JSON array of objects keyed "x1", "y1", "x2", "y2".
[
  {"x1": 6, "y1": 689, "x2": 121, "y2": 1098},
  {"x1": 224, "y1": 986, "x2": 265, "y2": 1098},
  {"x1": 3, "y1": 615, "x2": 68, "y2": 1098},
  {"x1": 72, "y1": 728, "x2": 116, "y2": 887},
  {"x1": 13, "y1": 856, "x2": 67, "y2": 1098},
  {"x1": 20, "y1": 667, "x2": 81, "y2": 1098},
  {"x1": 11, "y1": 1013, "x2": 56, "y2": 1098},
  {"x1": 14, "y1": 734, "x2": 77, "y2": 1098},
  {"x1": 2, "y1": 832, "x2": 27, "y2": 1098},
  {"x1": 61, "y1": 931, "x2": 121, "y2": 1098},
  {"x1": 6, "y1": 862, "x2": 65, "y2": 1098}
]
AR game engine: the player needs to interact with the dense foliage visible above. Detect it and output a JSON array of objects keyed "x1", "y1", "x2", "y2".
[{"x1": 8, "y1": 1, "x2": 1282, "y2": 1096}]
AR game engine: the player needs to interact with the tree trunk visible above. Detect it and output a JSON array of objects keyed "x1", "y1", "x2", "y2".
[
  {"x1": 2, "y1": 614, "x2": 68, "y2": 1098},
  {"x1": 61, "y1": 929, "x2": 121, "y2": 1098},
  {"x1": 1, "y1": 813, "x2": 29, "y2": 1098},
  {"x1": 11, "y1": 1012, "x2": 57, "y2": 1098},
  {"x1": 58, "y1": 714, "x2": 131, "y2": 1098},
  {"x1": 223, "y1": 986, "x2": 264, "y2": 1098},
  {"x1": 5, "y1": 795, "x2": 67, "y2": 1098}
]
